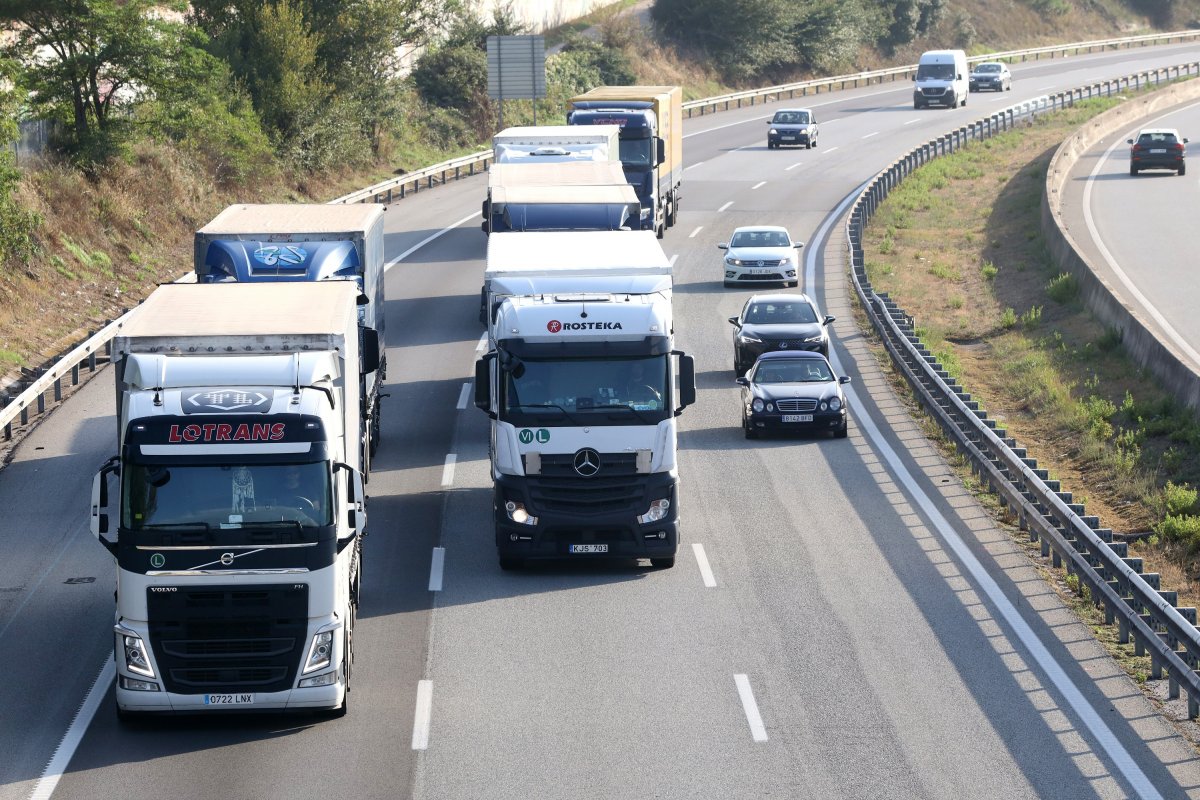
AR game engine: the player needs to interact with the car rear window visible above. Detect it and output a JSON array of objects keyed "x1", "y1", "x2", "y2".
[{"x1": 1138, "y1": 132, "x2": 1178, "y2": 145}]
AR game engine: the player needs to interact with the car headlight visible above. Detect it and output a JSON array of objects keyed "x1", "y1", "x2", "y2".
[
  {"x1": 769, "y1": 128, "x2": 778, "y2": 135},
  {"x1": 738, "y1": 333, "x2": 762, "y2": 344},
  {"x1": 122, "y1": 633, "x2": 155, "y2": 678},
  {"x1": 505, "y1": 500, "x2": 538, "y2": 526},
  {"x1": 303, "y1": 630, "x2": 334, "y2": 674},
  {"x1": 829, "y1": 397, "x2": 842, "y2": 412},
  {"x1": 752, "y1": 398, "x2": 765, "y2": 412},
  {"x1": 779, "y1": 257, "x2": 792, "y2": 267},
  {"x1": 819, "y1": 400, "x2": 828, "y2": 411},
  {"x1": 726, "y1": 257, "x2": 743, "y2": 266},
  {"x1": 637, "y1": 498, "x2": 670, "y2": 524},
  {"x1": 802, "y1": 334, "x2": 824, "y2": 343}
]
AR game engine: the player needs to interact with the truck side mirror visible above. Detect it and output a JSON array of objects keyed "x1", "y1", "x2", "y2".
[
  {"x1": 361, "y1": 327, "x2": 381, "y2": 374},
  {"x1": 91, "y1": 457, "x2": 120, "y2": 556},
  {"x1": 675, "y1": 352, "x2": 696, "y2": 413},
  {"x1": 475, "y1": 354, "x2": 495, "y2": 417},
  {"x1": 656, "y1": 137, "x2": 665, "y2": 166},
  {"x1": 335, "y1": 463, "x2": 367, "y2": 537}
]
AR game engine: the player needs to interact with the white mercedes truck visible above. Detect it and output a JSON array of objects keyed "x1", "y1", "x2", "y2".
[
  {"x1": 473, "y1": 239, "x2": 695, "y2": 571},
  {"x1": 90, "y1": 282, "x2": 371, "y2": 717},
  {"x1": 491, "y1": 125, "x2": 621, "y2": 164}
]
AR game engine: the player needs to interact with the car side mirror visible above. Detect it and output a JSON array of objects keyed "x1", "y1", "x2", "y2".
[
  {"x1": 1185, "y1": 138, "x2": 1191, "y2": 144},
  {"x1": 728, "y1": 316, "x2": 739, "y2": 326},
  {"x1": 735, "y1": 377, "x2": 750, "y2": 387},
  {"x1": 717, "y1": 243, "x2": 728, "y2": 250},
  {"x1": 1126, "y1": 139, "x2": 1134, "y2": 144},
  {"x1": 839, "y1": 376, "x2": 852, "y2": 385},
  {"x1": 823, "y1": 315, "x2": 836, "y2": 326},
  {"x1": 793, "y1": 241, "x2": 804, "y2": 249}
]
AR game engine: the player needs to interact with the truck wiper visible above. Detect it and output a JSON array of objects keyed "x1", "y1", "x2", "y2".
[
  {"x1": 591, "y1": 403, "x2": 655, "y2": 424},
  {"x1": 140, "y1": 522, "x2": 212, "y2": 531},
  {"x1": 518, "y1": 403, "x2": 584, "y2": 425}
]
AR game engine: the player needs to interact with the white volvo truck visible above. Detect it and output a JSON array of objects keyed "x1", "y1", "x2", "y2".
[
  {"x1": 90, "y1": 282, "x2": 371, "y2": 717},
  {"x1": 474, "y1": 235, "x2": 695, "y2": 570}
]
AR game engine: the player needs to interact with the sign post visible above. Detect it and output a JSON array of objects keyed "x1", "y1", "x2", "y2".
[{"x1": 487, "y1": 35, "x2": 546, "y2": 129}]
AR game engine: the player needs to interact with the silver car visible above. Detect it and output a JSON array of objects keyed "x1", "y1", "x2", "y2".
[
  {"x1": 718, "y1": 226, "x2": 804, "y2": 288},
  {"x1": 766, "y1": 108, "x2": 818, "y2": 149}
]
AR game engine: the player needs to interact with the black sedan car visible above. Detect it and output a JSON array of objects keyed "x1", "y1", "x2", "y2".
[
  {"x1": 729, "y1": 292, "x2": 835, "y2": 376},
  {"x1": 737, "y1": 351, "x2": 850, "y2": 439}
]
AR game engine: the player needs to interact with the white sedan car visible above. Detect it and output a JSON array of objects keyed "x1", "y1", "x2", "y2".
[{"x1": 717, "y1": 226, "x2": 804, "y2": 288}]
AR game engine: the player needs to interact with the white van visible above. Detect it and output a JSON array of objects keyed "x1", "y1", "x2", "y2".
[{"x1": 913, "y1": 50, "x2": 968, "y2": 109}]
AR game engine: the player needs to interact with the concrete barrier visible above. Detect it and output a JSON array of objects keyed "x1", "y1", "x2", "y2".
[{"x1": 1043, "y1": 78, "x2": 1200, "y2": 411}]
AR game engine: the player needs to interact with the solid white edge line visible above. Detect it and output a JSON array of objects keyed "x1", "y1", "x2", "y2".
[
  {"x1": 807, "y1": 184, "x2": 1164, "y2": 800},
  {"x1": 29, "y1": 659, "x2": 114, "y2": 800},
  {"x1": 734, "y1": 674, "x2": 768, "y2": 742},
  {"x1": 689, "y1": 226, "x2": 704, "y2": 238},
  {"x1": 440, "y1": 454, "x2": 457, "y2": 488},
  {"x1": 384, "y1": 211, "x2": 479, "y2": 272},
  {"x1": 692, "y1": 543, "x2": 716, "y2": 588},
  {"x1": 717, "y1": 201, "x2": 733, "y2": 212},
  {"x1": 412, "y1": 679, "x2": 433, "y2": 750},
  {"x1": 456, "y1": 382, "x2": 471, "y2": 411},
  {"x1": 428, "y1": 547, "x2": 446, "y2": 592}
]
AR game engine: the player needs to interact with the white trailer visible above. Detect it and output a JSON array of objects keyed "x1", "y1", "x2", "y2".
[
  {"x1": 91, "y1": 282, "x2": 370, "y2": 718},
  {"x1": 480, "y1": 230, "x2": 672, "y2": 330},
  {"x1": 491, "y1": 125, "x2": 621, "y2": 164}
]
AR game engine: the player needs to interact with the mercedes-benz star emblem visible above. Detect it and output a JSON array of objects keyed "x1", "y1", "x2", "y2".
[{"x1": 573, "y1": 448, "x2": 601, "y2": 477}]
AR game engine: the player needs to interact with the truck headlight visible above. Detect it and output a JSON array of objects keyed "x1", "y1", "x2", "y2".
[
  {"x1": 637, "y1": 498, "x2": 670, "y2": 524},
  {"x1": 505, "y1": 500, "x2": 538, "y2": 526},
  {"x1": 303, "y1": 631, "x2": 334, "y2": 674},
  {"x1": 122, "y1": 633, "x2": 155, "y2": 678}
]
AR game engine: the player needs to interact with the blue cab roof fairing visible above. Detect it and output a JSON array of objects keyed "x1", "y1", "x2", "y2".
[{"x1": 200, "y1": 239, "x2": 360, "y2": 283}]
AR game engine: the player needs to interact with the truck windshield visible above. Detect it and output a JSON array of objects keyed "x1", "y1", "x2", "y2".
[
  {"x1": 619, "y1": 138, "x2": 654, "y2": 167},
  {"x1": 502, "y1": 355, "x2": 669, "y2": 425},
  {"x1": 122, "y1": 462, "x2": 333, "y2": 533}
]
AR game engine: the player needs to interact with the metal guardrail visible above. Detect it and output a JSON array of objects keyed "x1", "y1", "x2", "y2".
[
  {"x1": 845, "y1": 62, "x2": 1200, "y2": 718},
  {"x1": 329, "y1": 29, "x2": 1200, "y2": 205}
]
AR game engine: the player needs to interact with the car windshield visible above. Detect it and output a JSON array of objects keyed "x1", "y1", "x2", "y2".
[
  {"x1": 976, "y1": 64, "x2": 1001, "y2": 73},
  {"x1": 754, "y1": 360, "x2": 833, "y2": 384},
  {"x1": 730, "y1": 230, "x2": 791, "y2": 248},
  {"x1": 743, "y1": 301, "x2": 818, "y2": 324},
  {"x1": 773, "y1": 112, "x2": 809, "y2": 124},
  {"x1": 1137, "y1": 132, "x2": 1178, "y2": 145},
  {"x1": 122, "y1": 461, "x2": 333, "y2": 535}
]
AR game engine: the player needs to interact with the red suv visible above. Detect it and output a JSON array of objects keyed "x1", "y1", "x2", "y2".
[{"x1": 1128, "y1": 128, "x2": 1187, "y2": 176}]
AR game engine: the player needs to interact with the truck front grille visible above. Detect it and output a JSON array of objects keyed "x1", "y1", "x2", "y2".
[
  {"x1": 147, "y1": 584, "x2": 308, "y2": 694},
  {"x1": 529, "y1": 475, "x2": 643, "y2": 516}
]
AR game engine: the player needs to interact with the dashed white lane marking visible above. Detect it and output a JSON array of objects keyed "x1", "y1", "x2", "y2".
[
  {"x1": 751, "y1": 181, "x2": 766, "y2": 189},
  {"x1": 384, "y1": 211, "x2": 479, "y2": 271},
  {"x1": 475, "y1": 332, "x2": 488, "y2": 354},
  {"x1": 29, "y1": 659, "x2": 113, "y2": 800},
  {"x1": 693, "y1": 543, "x2": 716, "y2": 588},
  {"x1": 718, "y1": 201, "x2": 733, "y2": 212},
  {"x1": 904, "y1": 118, "x2": 922, "y2": 125},
  {"x1": 412, "y1": 680, "x2": 434, "y2": 750},
  {"x1": 824, "y1": 146, "x2": 839, "y2": 153},
  {"x1": 689, "y1": 226, "x2": 704, "y2": 238},
  {"x1": 734, "y1": 674, "x2": 768, "y2": 743},
  {"x1": 456, "y1": 382, "x2": 471, "y2": 411},
  {"x1": 862, "y1": 131, "x2": 879, "y2": 139},
  {"x1": 686, "y1": 161, "x2": 705, "y2": 170},
  {"x1": 428, "y1": 547, "x2": 446, "y2": 591},
  {"x1": 441, "y1": 454, "x2": 457, "y2": 488},
  {"x1": 786, "y1": 162, "x2": 803, "y2": 171},
  {"x1": 669, "y1": 254, "x2": 679, "y2": 267}
]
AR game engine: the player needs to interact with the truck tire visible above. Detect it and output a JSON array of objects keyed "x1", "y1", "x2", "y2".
[{"x1": 650, "y1": 556, "x2": 675, "y2": 569}]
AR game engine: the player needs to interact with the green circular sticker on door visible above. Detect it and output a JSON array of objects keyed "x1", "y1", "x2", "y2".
[
  {"x1": 519, "y1": 429, "x2": 534, "y2": 444},
  {"x1": 150, "y1": 553, "x2": 165, "y2": 569},
  {"x1": 536, "y1": 429, "x2": 550, "y2": 443}
]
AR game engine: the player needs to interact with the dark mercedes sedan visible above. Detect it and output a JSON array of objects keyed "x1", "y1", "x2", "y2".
[
  {"x1": 737, "y1": 351, "x2": 850, "y2": 439},
  {"x1": 729, "y1": 293, "x2": 835, "y2": 376}
]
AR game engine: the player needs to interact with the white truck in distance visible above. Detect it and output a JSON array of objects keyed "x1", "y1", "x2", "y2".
[
  {"x1": 482, "y1": 162, "x2": 639, "y2": 235},
  {"x1": 474, "y1": 235, "x2": 694, "y2": 571},
  {"x1": 491, "y1": 125, "x2": 621, "y2": 164},
  {"x1": 193, "y1": 203, "x2": 387, "y2": 477},
  {"x1": 480, "y1": 230, "x2": 672, "y2": 330},
  {"x1": 90, "y1": 282, "x2": 370, "y2": 718}
]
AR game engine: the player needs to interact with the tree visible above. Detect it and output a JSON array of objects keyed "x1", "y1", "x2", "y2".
[
  {"x1": 0, "y1": 57, "x2": 41, "y2": 265},
  {"x1": 0, "y1": 0, "x2": 182, "y2": 157},
  {"x1": 651, "y1": 0, "x2": 796, "y2": 81}
]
